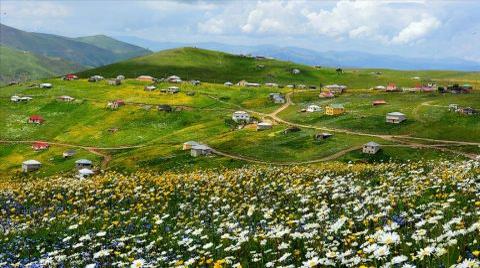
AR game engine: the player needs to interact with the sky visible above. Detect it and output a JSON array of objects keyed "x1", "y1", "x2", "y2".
[{"x1": 1, "y1": 0, "x2": 479, "y2": 62}]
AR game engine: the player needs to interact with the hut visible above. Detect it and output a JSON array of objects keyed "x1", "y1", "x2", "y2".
[
  {"x1": 75, "y1": 159, "x2": 92, "y2": 169},
  {"x1": 166, "y1": 75, "x2": 182, "y2": 83},
  {"x1": 137, "y1": 75, "x2": 154, "y2": 82},
  {"x1": 307, "y1": 105, "x2": 322, "y2": 112},
  {"x1": 314, "y1": 133, "x2": 332, "y2": 141},
  {"x1": 28, "y1": 115, "x2": 44, "y2": 124},
  {"x1": 63, "y1": 149, "x2": 76, "y2": 158},
  {"x1": 78, "y1": 168, "x2": 94, "y2": 178},
  {"x1": 183, "y1": 141, "x2": 200, "y2": 150},
  {"x1": 232, "y1": 111, "x2": 250, "y2": 122},
  {"x1": 386, "y1": 112, "x2": 406, "y2": 124},
  {"x1": 190, "y1": 145, "x2": 212, "y2": 157},
  {"x1": 22, "y1": 160, "x2": 41, "y2": 172},
  {"x1": 144, "y1": 85, "x2": 156, "y2": 91},
  {"x1": 39, "y1": 83, "x2": 52, "y2": 89},
  {"x1": 32, "y1": 141, "x2": 49, "y2": 151},
  {"x1": 224, "y1": 82, "x2": 233, "y2": 87},
  {"x1": 363, "y1": 142, "x2": 381, "y2": 154},
  {"x1": 57, "y1": 95, "x2": 75, "y2": 102},
  {"x1": 325, "y1": 104, "x2": 345, "y2": 116},
  {"x1": 256, "y1": 122, "x2": 273, "y2": 131},
  {"x1": 158, "y1": 105, "x2": 173, "y2": 112},
  {"x1": 372, "y1": 100, "x2": 387, "y2": 106}
]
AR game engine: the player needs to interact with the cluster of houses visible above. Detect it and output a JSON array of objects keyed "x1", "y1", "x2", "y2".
[
  {"x1": 372, "y1": 82, "x2": 473, "y2": 94},
  {"x1": 449, "y1": 104, "x2": 478, "y2": 115},
  {"x1": 22, "y1": 145, "x2": 94, "y2": 178}
]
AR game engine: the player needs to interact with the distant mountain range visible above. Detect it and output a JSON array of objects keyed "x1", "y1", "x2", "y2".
[
  {"x1": 0, "y1": 24, "x2": 151, "y2": 84},
  {"x1": 115, "y1": 36, "x2": 480, "y2": 71}
]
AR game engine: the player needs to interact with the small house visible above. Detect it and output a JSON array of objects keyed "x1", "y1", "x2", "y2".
[
  {"x1": 256, "y1": 122, "x2": 273, "y2": 131},
  {"x1": 307, "y1": 105, "x2": 322, "y2": 112},
  {"x1": 386, "y1": 83, "x2": 398, "y2": 92},
  {"x1": 386, "y1": 112, "x2": 406, "y2": 124},
  {"x1": 265, "y1": 82, "x2": 278, "y2": 87},
  {"x1": 458, "y1": 107, "x2": 477, "y2": 115},
  {"x1": 63, "y1": 74, "x2": 78, "y2": 80},
  {"x1": 283, "y1": 126, "x2": 301, "y2": 134},
  {"x1": 11, "y1": 95, "x2": 32, "y2": 102},
  {"x1": 325, "y1": 104, "x2": 345, "y2": 116},
  {"x1": 88, "y1": 75, "x2": 104, "y2": 82},
  {"x1": 286, "y1": 84, "x2": 294, "y2": 88},
  {"x1": 63, "y1": 149, "x2": 76, "y2": 158},
  {"x1": 190, "y1": 80, "x2": 201, "y2": 86},
  {"x1": 116, "y1": 75, "x2": 125, "y2": 81},
  {"x1": 158, "y1": 104, "x2": 173, "y2": 112},
  {"x1": 144, "y1": 85, "x2": 156, "y2": 91},
  {"x1": 75, "y1": 159, "x2": 92, "y2": 169},
  {"x1": 324, "y1": 84, "x2": 347, "y2": 94},
  {"x1": 108, "y1": 79, "x2": 122, "y2": 86},
  {"x1": 166, "y1": 75, "x2": 182, "y2": 83},
  {"x1": 297, "y1": 84, "x2": 307, "y2": 89},
  {"x1": 39, "y1": 83, "x2": 52, "y2": 89},
  {"x1": 292, "y1": 68, "x2": 301, "y2": 74},
  {"x1": 269, "y1": 93, "x2": 285, "y2": 104},
  {"x1": 372, "y1": 100, "x2": 387, "y2": 106},
  {"x1": 314, "y1": 133, "x2": 332, "y2": 141},
  {"x1": 236, "y1": 80, "x2": 260, "y2": 87},
  {"x1": 363, "y1": 142, "x2": 381, "y2": 154},
  {"x1": 190, "y1": 145, "x2": 212, "y2": 157},
  {"x1": 57, "y1": 95, "x2": 75, "y2": 102},
  {"x1": 186, "y1": 91, "x2": 196, "y2": 96},
  {"x1": 167, "y1": 86, "x2": 180, "y2": 94},
  {"x1": 32, "y1": 141, "x2": 49, "y2": 151},
  {"x1": 224, "y1": 82, "x2": 233, "y2": 87},
  {"x1": 373, "y1": 85, "x2": 386, "y2": 90},
  {"x1": 319, "y1": 91, "x2": 335, "y2": 98},
  {"x1": 28, "y1": 115, "x2": 44, "y2": 124},
  {"x1": 78, "y1": 168, "x2": 94, "y2": 178},
  {"x1": 22, "y1": 160, "x2": 41, "y2": 172},
  {"x1": 183, "y1": 141, "x2": 200, "y2": 150},
  {"x1": 137, "y1": 75, "x2": 155, "y2": 82},
  {"x1": 232, "y1": 111, "x2": 250, "y2": 122},
  {"x1": 448, "y1": 104, "x2": 459, "y2": 111}
]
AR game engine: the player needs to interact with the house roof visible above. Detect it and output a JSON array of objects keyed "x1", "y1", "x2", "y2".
[
  {"x1": 329, "y1": 104, "x2": 344, "y2": 109},
  {"x1": 184, "y1": 141, "x2": 200, "y2": 146},
  {"x1": 29, "y1": 115, "x2": 44, "y2": 120},
  {"x1": 64, "y1": 149, "x2": 76, "y2": 155},
  {"x1": 387, "y1": 112, "x2": 405, "y2": 116},
  {"x1": 23, "y1": 159, "x2": 41, "y2": 165},
  {"x1": 79, "y1": 168, "x2": 94, "y2": 175},
  {"x1": 75, "y1": 159, "x2": 92, "y2": 164},
  {"x1": 365, "y1": 141, "x2": 380, "y2": 147},
  {"x1": 191, "y1": 145, "x2": 210, "y2": 150},
  {"x1": 258, "y1": 122, "x2": 272, "y2": 126}
]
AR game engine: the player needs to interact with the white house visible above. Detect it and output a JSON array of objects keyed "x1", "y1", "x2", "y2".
[
  {"x1": 167, "y1": 86, "x2": 180, "y2": 93},
  {"x1": 183, "y1": 141, "x2": 200, "y2": 150},
  {"x1": 306, "y1": 105, "x2": 322, "y2": 112},
  {"x1": 363, "y1": 142, "x2": 381, "y2": 154},
  {"x1": 39, "y1": 83, "x2": 52, "y2": 89},
  {"x1": 75, "y1": 159, "x2": 92, "y2": 169},
  {"x1": 269, "y1": 93, "x2": 285, "y2": 104},
  {"x1": 324, "y1": 84, "x2": 347, "y2": 93},
  {"x1": 292, "y1": 68, "x2": 301, "y2": 74},
  {"x1": 256, "y1": 122, "x2": 273, "y2": 131},
  {"x1": 224, "y1": 81, "x2": 233, "y2": 86},
  {"x1": 386, "y1": 112, "x2": 406, "y2": 124},
  {"x1": 11, "y1": 96, "x2": 32, "y2": 102},
  {"x1": 166, "y1": 75, "x2": 182, "y2": 83},
  {"x1": 232, "y1": 111, "x2": 250, "y2": 122},
  {"x1": 265, "y1": 82, "x2": 278, "y2": 87},
  {"x1": 78, "y1": 168, "x2": 94, "y2": 178},
  {"x1": 190, "y1": 145, "x2": 212, "y2": 157},
  {"x1": 22, "y1": 160, "x2": 41, "y2": 172}
]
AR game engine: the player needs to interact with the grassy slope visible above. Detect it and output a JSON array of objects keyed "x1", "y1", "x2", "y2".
[
  {"x1": 78, "y1": 47, "x2": 480, "y2": 88},
  {"x1": 75, "y1": 35, "x2": 151, "y2": 60},
  {"x1": 0, "y1": 45, "x2": 85, "y2": 85},
  {"x1": 0, "y1": 77, "x2": 477, "y2": 176}
]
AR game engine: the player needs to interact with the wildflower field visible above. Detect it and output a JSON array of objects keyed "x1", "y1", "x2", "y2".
[{"x1": 1, "y1": 161, "x2": 479, "y2": 267}]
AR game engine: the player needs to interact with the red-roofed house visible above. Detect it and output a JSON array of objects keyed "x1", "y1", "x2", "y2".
[
  {"x1": 64, "y1": 74, "x2": 78, "y2": 81},
  {"x1": 32, "y1": 141, "x2": 49, "y2": 151},
  {"x1": 28, "y1": 115, "x2": 44, "y2": 124},
  {"x1": 115, "y1": 100, "x2": 125, "y2": 106},
  {"x1": 372, "y1": 100, "x2": 387, "y2": 106},
  {"x1": 386, "y1": 83, "x2": 398, "y2": 92}
]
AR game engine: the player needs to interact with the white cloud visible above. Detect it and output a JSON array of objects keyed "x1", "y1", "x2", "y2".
[
  {"x1": 1, "y1": 1, "x2": 70, "y2": 19},
  {"x1": 198, "y1": 18, "x2": 225, "y2": 34},
  {"x1": 391, "y1": 15, "x2": 441, "y2": 44}
]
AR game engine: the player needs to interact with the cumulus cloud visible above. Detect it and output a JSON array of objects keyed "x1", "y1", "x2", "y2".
[
  {"x1": 197, "y1": 0, "x2": 442, "y2": 45},
  {"x1": 391, "y1": 15, "x2": 441, "y2": 44}
]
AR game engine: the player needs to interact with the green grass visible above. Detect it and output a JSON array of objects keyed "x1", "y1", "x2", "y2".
[
  {"x1": 0, "y1": 68, "x2": 478, "y2": 176},
  {"x1": 77, "y1": 47, "x2": 480, "y2": 89},
  {"x1": 0, "y1": 45, "x2": 84, "y2": 85}
]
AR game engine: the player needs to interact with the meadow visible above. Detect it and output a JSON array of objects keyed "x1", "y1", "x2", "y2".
[
  {"x1": 0, "y1": 74, "x2": 479, "y2": 176},
  {"x1": 0, "y1": 161, "x2": 479, "y2": 267}
]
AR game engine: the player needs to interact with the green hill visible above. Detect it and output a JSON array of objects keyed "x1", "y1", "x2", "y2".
[
  {"x1": 75, "y1": 35, "x2": 151, "y2": 60},
  {"x1": 0, "y1": 45, "x2": 84, "y2": 85},
  {"x1": 0, "y1": 24, "x2": 151, "y2": 67},
  {"x1": 78, "y1": 47, "x2": 480, "y2": 88}
]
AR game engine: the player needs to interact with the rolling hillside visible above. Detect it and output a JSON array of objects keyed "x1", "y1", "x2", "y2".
[
  {"x1": 0, "y1": 45, "x2": 84, "y2": 85},
  {"x1": 75, "y1": 35, "x2": 151, "y2": 60},
  {"x1": 0, "y1": 24, "x2": 151, "y2": 67},
  {"x1": 78, "y1": 47, "x2": 480, "y2": 88}
]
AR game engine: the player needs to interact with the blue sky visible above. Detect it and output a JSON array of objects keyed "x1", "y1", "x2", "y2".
[{"x1": 1, "y1": 0, "x2": 479, "y2": 62}]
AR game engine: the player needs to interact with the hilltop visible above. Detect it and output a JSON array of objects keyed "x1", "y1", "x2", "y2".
[
  {"x1": 0, "y1": 24, "x2": 151, "y2": 67},
  {"x1": 0, "y1": 45, "x2": 84, "y2": 84},
  {"x1": 78, "y1": 47, "x2": 480, "y2": 88}
]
